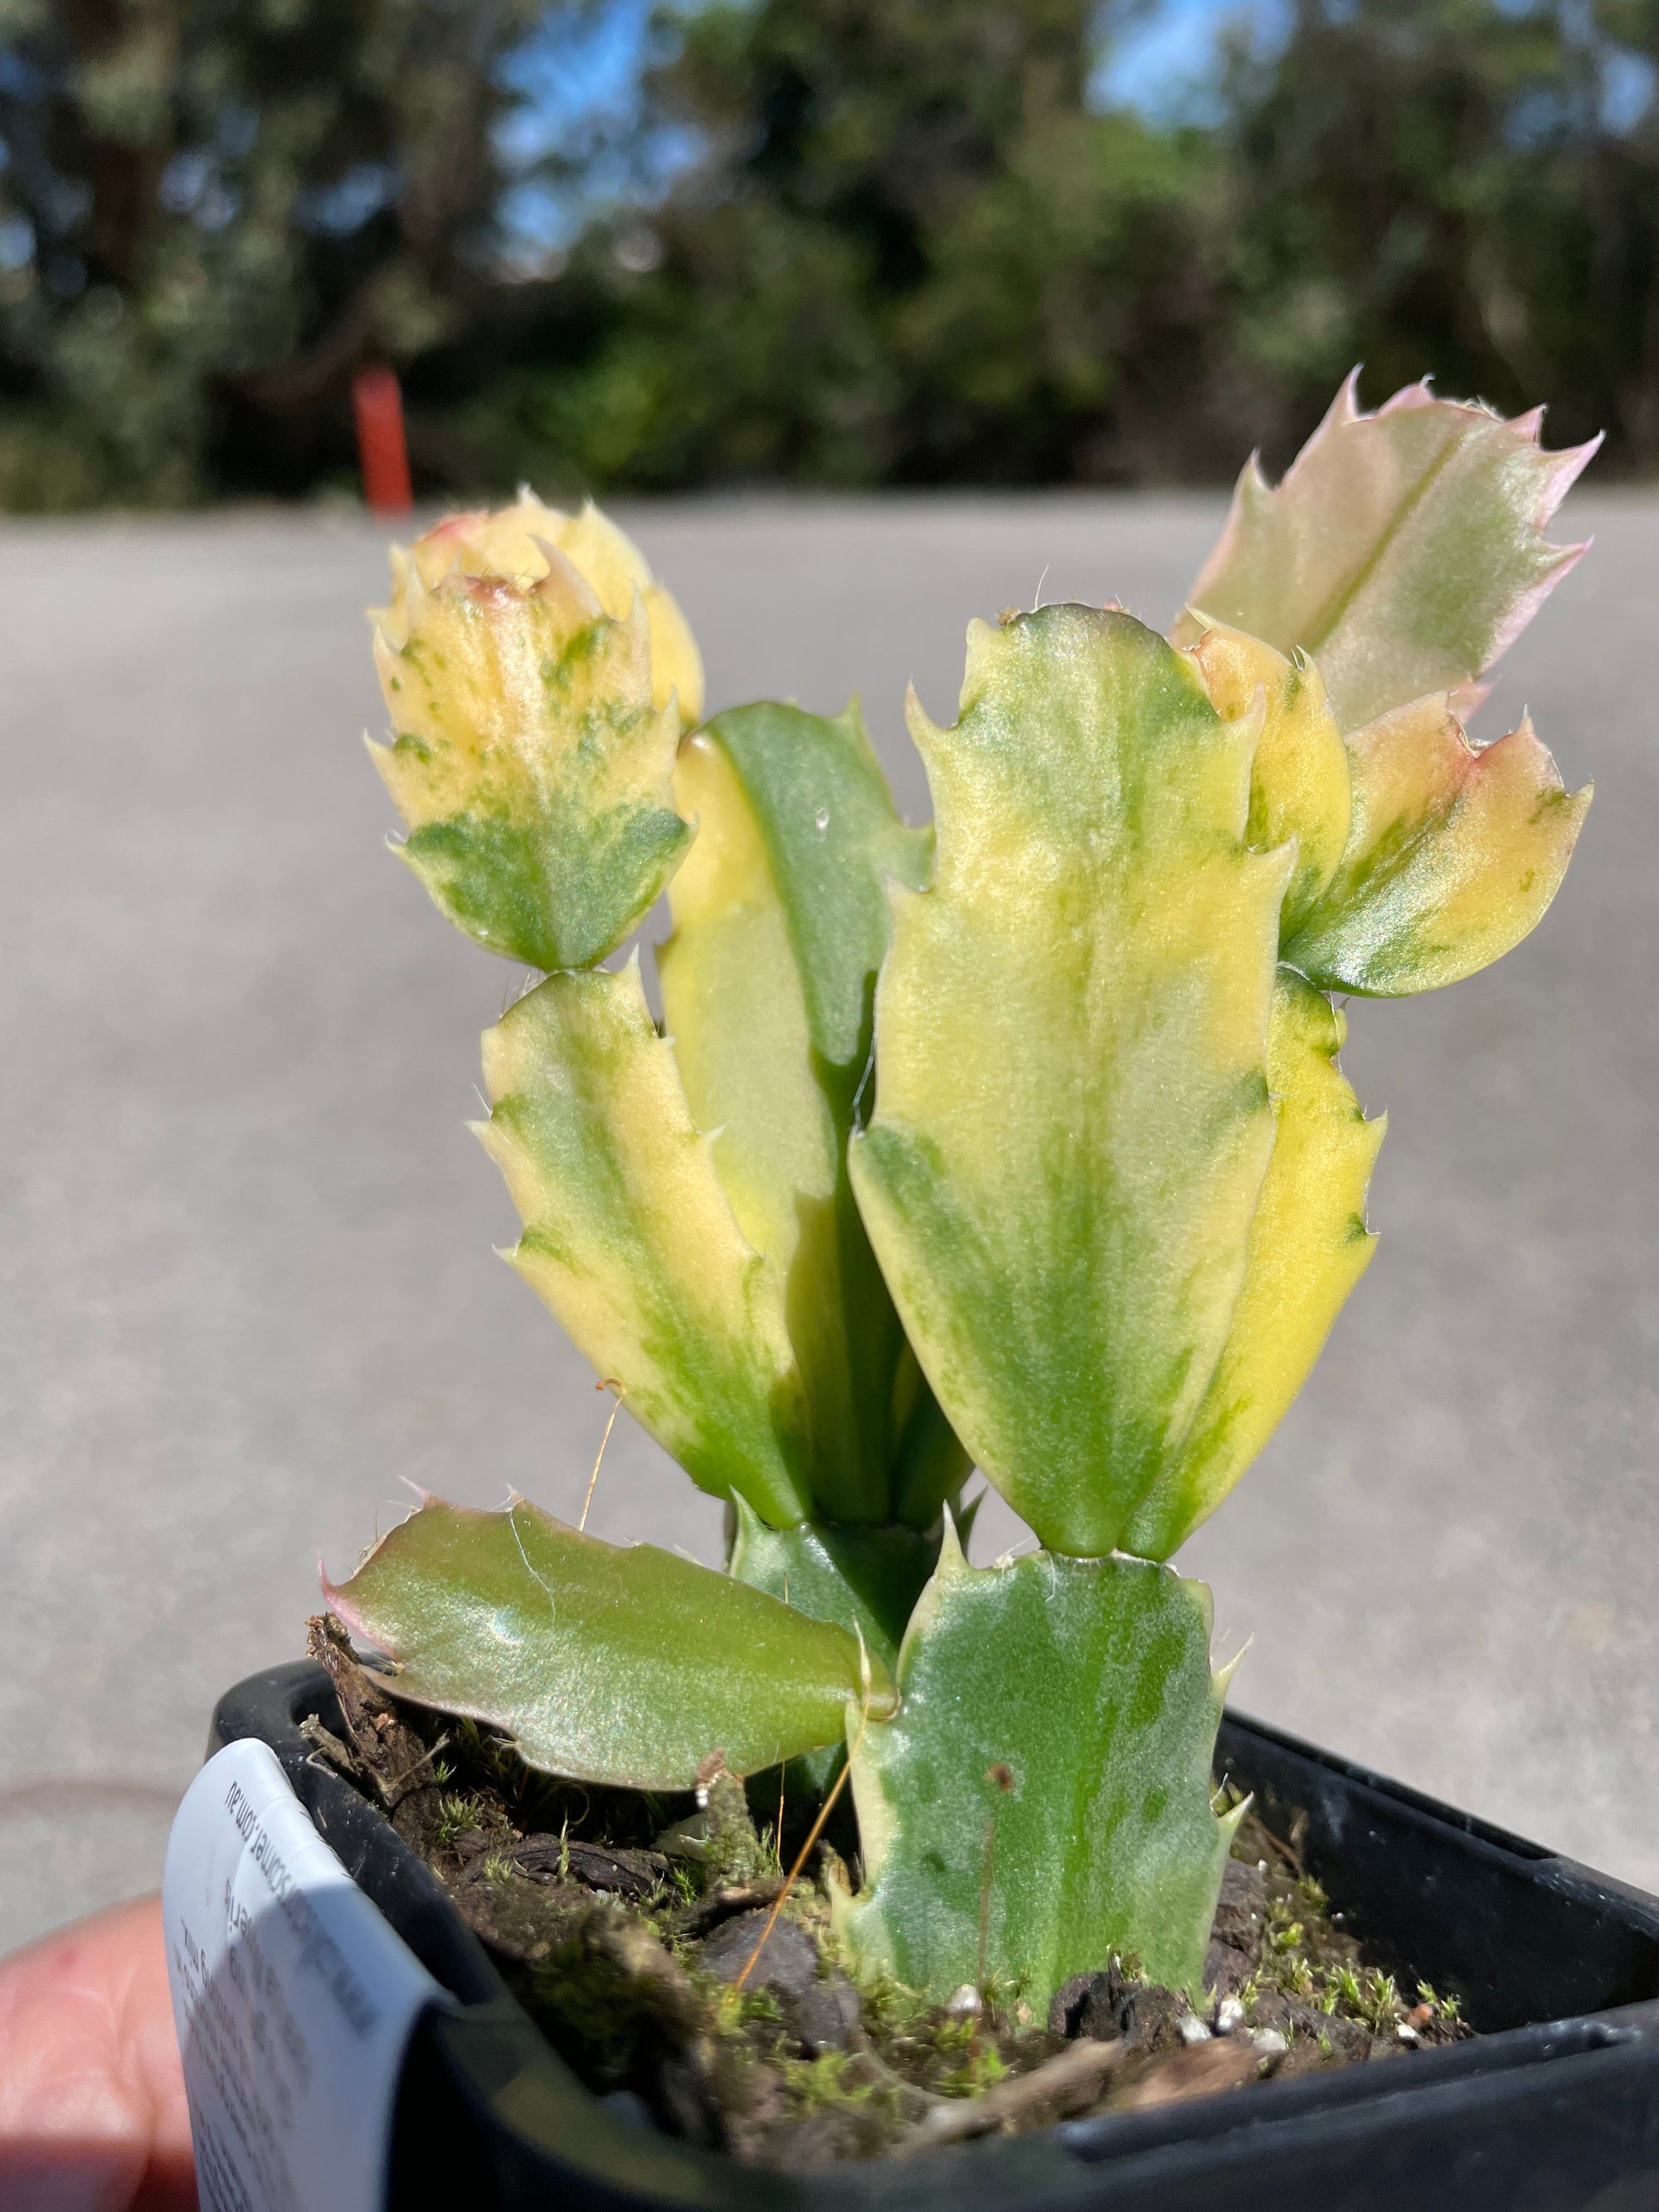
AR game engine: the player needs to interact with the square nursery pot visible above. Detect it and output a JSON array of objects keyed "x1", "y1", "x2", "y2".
[{"x1": 210, "y1": 1660, "x2": 1659, "y2": 2212}]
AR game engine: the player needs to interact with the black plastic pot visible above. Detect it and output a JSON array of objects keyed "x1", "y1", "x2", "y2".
[{"x1": 212, "y1": 1661, "x2": 1659, "y2": 2211}]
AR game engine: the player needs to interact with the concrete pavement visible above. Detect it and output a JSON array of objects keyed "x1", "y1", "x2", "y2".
[{"x1": 2, "y1": 492, "x2": 1655, "y2": 1953}]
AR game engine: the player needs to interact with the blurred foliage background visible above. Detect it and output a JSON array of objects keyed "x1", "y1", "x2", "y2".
[{"x1": 5, "y1": 0, "x2": 1659, "y2": 506}]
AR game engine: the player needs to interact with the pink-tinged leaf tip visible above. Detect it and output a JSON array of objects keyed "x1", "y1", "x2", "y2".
[
  {"x1": 1376, "y1": 376, "x2": 1438, "y2": 417},
  {"x1": 318, "y1": 1570, "x2": 376, "y2": 1650},
  {"x1": 1178, "y1": 370, "x2": 1604, "y2": 732},
  {"x1": 1448, "y1": 678, "x2": 1493, "y2": 725},
  {"x1": 1537, "y1": 432, "x2": 1603, "y2": 524},
  {"x1": 318, "y1": 1558, "x2": 349, "y2": 1616}
]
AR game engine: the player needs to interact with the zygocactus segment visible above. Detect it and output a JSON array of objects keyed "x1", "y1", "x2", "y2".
[
  {"x1": 1282, "y1": 693, "x2": 1590, "y2": 996},
  {"x1": 384, "y1": 492, "x2": 704, "y2": 721},
  {"x1": 1175, "y1": 369, "x2": 1600, "y2": 733},
  {"x1": 324, "y1": 1494, "x2": 893, "y2": 1790},
  {"x1": 835, "y1": 1531, "x2": 1238, "y2": 2001},
  {"x1": 1123, "y1": 970, "x2": 1383, "y2": 1563},
  {"x1": 1179, "y1": 618, "x2": 1350, "y2": 940},
  {"x1": 657, "y1": 700, "x2": 950, "y2": 1529},
  {"x1": 368, "y1": 497, "x2": 698, "y2": 970},
  {"x1": 338, "y1": 376, "x2": 1593, "y2": 2014},
  {"x1": 475, "y1": 959, "x2": 815, "y2": 1531},
  {"x1": 849, "y1": 605, "x2": 1294, "y2": 1562}
]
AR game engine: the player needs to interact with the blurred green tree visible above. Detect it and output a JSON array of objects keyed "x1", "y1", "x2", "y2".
[
  {"x1": 9, "y1": 0, "x2": 1659, "y2": 501},
  {"x1": 1219, "y1": 0, "x2": 1659, "y2": 469},
  {"x1": 474, "y1": 0, "x2": 1659, "y2": 489},
  {"x1": 0, "y1": 0, "x2": 542, "y2": 506},
  {"x1": 462, "y1": 0, "x2": 1236, "y2": 488}
]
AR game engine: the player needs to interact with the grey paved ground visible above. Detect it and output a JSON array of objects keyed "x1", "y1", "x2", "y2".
[{"x1": 2, "y1": 493, "x2": 1656, "y2": 1956}]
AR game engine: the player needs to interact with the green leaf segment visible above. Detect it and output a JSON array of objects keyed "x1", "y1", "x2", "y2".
[
  {"x1": 343, "y1": 381, "x2": 1593, "y2": 2010},
  {"x1": 324, "y1": 1495, "x2": 893, "y2": 1791},
  {"x1": 657, "y1": 701, "x2": 952, "y2": 1531},
  {"x1": 837, "y1": 1527, "x2": 1238, "y2": 2001}
]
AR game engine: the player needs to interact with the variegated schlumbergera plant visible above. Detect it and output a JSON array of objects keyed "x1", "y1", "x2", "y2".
[{"x1": 331, "y1": 377, "x2": 1594, "y2": 2012}]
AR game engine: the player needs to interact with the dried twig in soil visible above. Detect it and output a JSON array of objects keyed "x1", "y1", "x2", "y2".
[
  {"x1": 734, "y1": 1689, "x2": 873, "y2": 1994},
  {"x1": 678, "y1": 1880, "x2": 787, "y2": 1935},
  {"x1": 907, "y1": 2037, "x2": 1129, "y2": 2147},
  {"x1": 1109, "y1": 2037, "x2": 1260, "y2": 2112}
]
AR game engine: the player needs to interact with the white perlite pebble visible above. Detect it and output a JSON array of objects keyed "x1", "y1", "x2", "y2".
[
  {"x1": 1178, "y1": 2014, "x2": 1213, "y2": 2045},
  {"x1": 1253, "y1": 2030, "x2": 1289, "y2": 2056},
  {"x1": 943, "y1": 1983, "x2": 984, "y2": 2020},
  {"x1": 1215, "y1": 1997, "x2": 1246, "y2": 2035}
]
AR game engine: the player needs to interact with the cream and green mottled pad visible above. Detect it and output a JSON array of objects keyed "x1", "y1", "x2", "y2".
[
  {"x1": 851, "y1": 605, "x2": 1288, "y2": 1558},
  {"x1": 1177, "y1": 373, "x2": 1598, "y2": 734},
  {"x1": 478, "y1": 961, "x2": 813, "y2": 1529},
  {"x1": 1285, "y1": 695, "x2": 1591, "y2": 995}
]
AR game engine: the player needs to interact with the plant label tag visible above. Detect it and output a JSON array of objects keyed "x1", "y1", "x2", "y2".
[{"x1": 163, "y1": 1737, "x2": 444, "y2": 2212}]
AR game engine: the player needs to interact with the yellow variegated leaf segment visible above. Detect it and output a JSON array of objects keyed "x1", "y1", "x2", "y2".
[
  {"x1": 663, "y1": 731, "x2": 827, "y2": 1281},
  {"x1": 1182, "y1": 619, "x2": 1350, "y2": 941},
  {"x1": 1176, "y1": 372, "x2": 1598, "y2": 734},
  {"x1": 1125, "y1": 970, "x2": 1384, "y2": 1559},
  {"x1": 850, "y1": 605, "x2": 1291, "y2": 1558},
  {"x1": 1285, "y1": 695, "x2": 1593, "y2": 996},
  {"x1": 369, "y1": 503, "x2": 696, "y2": 970},
  {"x1": 383, "y1": 492, "x2": 705, "y2": 723},
  {"x1": 477, "y1": 959, "x2": 812, "y2": 1529},
  {"x1": 659, "y1": 701, "x2": 966, "y2": 1533}
]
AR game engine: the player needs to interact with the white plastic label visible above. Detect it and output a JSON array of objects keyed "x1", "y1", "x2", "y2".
[{"x1": 163, "y1": 1737, "x2": 444, "y2": 2212}]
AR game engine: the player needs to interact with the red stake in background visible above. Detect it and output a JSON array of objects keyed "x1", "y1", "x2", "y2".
[{"x1": 352, "y1": 364, "x2": 413, "y2": 514}]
